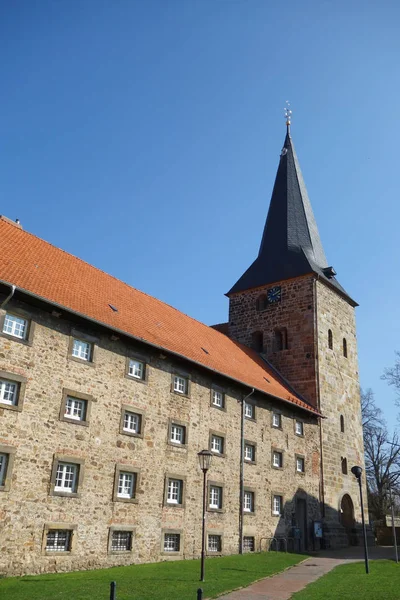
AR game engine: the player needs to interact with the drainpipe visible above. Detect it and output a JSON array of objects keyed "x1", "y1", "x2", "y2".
[
  {"x1": 313, "y1": 277, "x2": 325, "y2": 518},
  {"x1": 239, "y1": 387, "x2": 255, "y2": 554},
  {"x1": 0, "y1": 284, "x2": 16, "y2": 309}
]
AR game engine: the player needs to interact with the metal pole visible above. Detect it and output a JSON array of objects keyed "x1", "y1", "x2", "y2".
[
  {"x1": 110, "y1": 581, "x2": 116, "y2": 600},
  {"x1": 200, "y1": 468, "x2": 207, "y2": 582},
  {"x1": 358, "y1": 476, "x2": 369, "y2": 574},
  {"x1": 390, "y1": 487, "x2": 398, "y2": 563}
]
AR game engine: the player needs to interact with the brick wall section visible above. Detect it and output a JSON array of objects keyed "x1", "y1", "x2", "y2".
[
  {"x1": 0, "y1": 299, "x2": 320, "y2": 576},
  {"x1": 228, "y1": 275, "x2": 318, "y2": 406}
]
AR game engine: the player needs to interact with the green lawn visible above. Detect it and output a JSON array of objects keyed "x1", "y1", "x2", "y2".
[
  {"x1": 293, "y1": 560, "x2": 400, "y2": 600},
  {"x1": 0, "y1": 552, "x2": 305, "y2": 600}
]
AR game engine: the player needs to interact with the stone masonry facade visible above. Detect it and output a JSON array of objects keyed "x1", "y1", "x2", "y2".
[{"x1": 0, "y1": 296, "x2": 321, "y2": 576}]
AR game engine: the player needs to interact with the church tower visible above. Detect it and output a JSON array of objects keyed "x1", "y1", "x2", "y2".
[{"x1": 227, "y1": 111, "x2": 367, "y2": 546}]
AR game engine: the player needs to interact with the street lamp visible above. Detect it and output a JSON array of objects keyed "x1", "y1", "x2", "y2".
[
  {"x1": 351, "y1": 465, "x2": 369, "y2": 574},
  {"x1": 198, "y1": 449, "x2": 213, "y2": 582}
]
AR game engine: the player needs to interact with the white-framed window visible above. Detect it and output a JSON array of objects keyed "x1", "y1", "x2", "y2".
[
  {"x1": 272, "y1": 413, "x2": 281, "y2": 428},
  {"x1": 0, "y1": 379, "x2": 18, "y2": 406},
  {"x1": 164, "y1": 533, "x2": 180, "y2": 552},
  {"x1": 272, "y1": 451, "x2": 283, "y2": 468},
  {"x1": 295, "y1": 421, "x2": 304, "y2": 436},
  {"x1": 46, "y1": 530, "x2": 72, "y2": 552},
  {"x1": 296, "y1": 457, "x2": 305, "y2": 473},
  {"x1": 111, "y1": 530, "x2": 132, "y2": 552},
  {"x1": 272, "y1": 495, "x2": 283, "y2": 515},
  {"x1": 0, "y1": 453, "x2": 9, "y2": 486},
  {"x1": 167, "y1": 479, "x2": 183, "y2": 504},
  {"x1": 123, "y1": 411, "x2": 141, "y2": 434},
  {"x1": 244, "y1": 402, "x2": 255, "y2": 419},
  {"x1": 208, "y1": 534, "x2": 222, "y2": 552},
  {"x1": 243, "y1": 536, "x2": 255, "y2": 552},
  {"x1": 244, "y1": 443, "x2": 255, "y2": 462},
  {"x1": 209, "y1": 485, "x2": 222, "y2": 509},
  {"x1": 128, "y1": 359, "x2": 145, "y2": 380},
  {"x1": 244, "y1": 490, "x2": 254, "y2": 513},
  {"x1": 3, "y1": 313, "x2": 28, "y2": 339},
  {"x1": 64, "y1": 396, "x2": 86, "y2": 421},
  {"x1": 170, "y1": 424, "x2": 185, "y2": 445},
  {"x1": 55, "y1": 462, "x2": 78, "y2": 493},
  {"x1": 212, "y1": 389, "x2": 224, "y2": 408},
  {"x1": 173, "y1": 375, "x2": 188, "y2": 395},
  {"x1": 118, "y1": 472, "x2": 135, "y2": 499},
  {"x1": 211, "y1": 434, "x2": 224, "y2": 454},
  {"x1": 72, "y1": 338, "x2": 92, "y2": 361}
]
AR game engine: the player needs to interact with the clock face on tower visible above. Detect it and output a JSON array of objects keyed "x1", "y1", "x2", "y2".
[{"x1": 266, "y1": 286, "x2": 281, "y2": 304}]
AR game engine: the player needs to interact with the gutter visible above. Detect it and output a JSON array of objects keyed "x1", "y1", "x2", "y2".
[
  {"x1": 0, "y1": 283, "x2": 16, "y2": 309},
  {"x1": 0, "y1": 279, "x2": 320, "y2": 417}
]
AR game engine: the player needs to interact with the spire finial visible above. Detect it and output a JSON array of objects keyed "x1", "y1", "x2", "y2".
[{"x1": 284, "y1": 100, "x2": 292, "y2": 132}]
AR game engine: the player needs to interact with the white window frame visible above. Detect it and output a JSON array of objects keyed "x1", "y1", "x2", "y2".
[
  {"x1": 295, "y1": 420, "x2": 304, "y2": 436},
  {"x1": 128, "y1": 359, "x2": 145, "y2": 380},
  {"x1": 117, "y1": 471, "x2": 135, "y2": 499},
  {"x1": 209, "y1": 485, "x2": 222, "y2": 510},
  {"x1": 211, "y1": 434, "x2": 223, "y2": 454},
  {"x1": 272, "y1": 451, "x2": 283, "y2": 468},
  {"x1": 170, "y1": 423, "x2": 185, "y2": 445},
  {"x1": 2, "y1": 313, "x2": 28, "y2": 340},
  {"x1": 111, "y1": 530, "x2": 132, "y2": 552},
  {"x1": 0, "y1": 379, "x2": 18, "y2": 406},
  {"x1": 272, "y1": 413, "x2": 281, "y2": 428},
  {"x1": 45, "y1": 529, "x2": 72, "y2": 552},
  {"x1": 123, "y1": 411, "x2": 141, "y2": 434},
  {"x1": 296, "y1": 457, "x2": 305, "y2": 473},
  {"x1": 208, "y1": 534, "x2": 222, "y2": 552},
  {"x1": 72, "y1": 338, "x2": 92, "y2": 362},
  {"x1": 212, "y1": 389, "x2": 224, "y2": 408},
  {"x1": 173, "y1": 375, "x2": 188, "y2": 395},
  {"x1": 244, "y1": 443, "x2": 255, "y2": 462},
  {"x1": 167, "y1": 479, "x2": 182, "y2": 505},
  {"x1": 0, "y1": 453, "x2": 8, "y2": 486},
  {"x1": 164, "y1": 533, "x2": 180, "y2": 552},
  {"x1": 244, "y1": 490, "x2": 254, "y2": 513},
  {"x1": 272, "y1": 495, "x2": 282, "y2": 515},
  {"x1": 54, "y1": 462, "x2": 78, "y2": 493},
  {"x1": 244, "y1": 402, "x2": 254, "y2": 419},
  {"x1": 64, "y1": 396, "x2": 86, "y2": 421}
]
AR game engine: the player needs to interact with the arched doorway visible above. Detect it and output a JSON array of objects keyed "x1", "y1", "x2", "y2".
[{"x1": 340, "y1": 494, "x2": 355, "y2": 543}]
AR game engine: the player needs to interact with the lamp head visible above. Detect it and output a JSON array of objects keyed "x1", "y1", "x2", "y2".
[
  {"x1": 198, "y1": 449, "x2": 213, "y2": 472},
  {"x1": 351, "y1": 465, "x2": 363, "y2": 480}
]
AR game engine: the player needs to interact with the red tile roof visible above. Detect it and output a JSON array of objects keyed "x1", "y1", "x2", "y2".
[{"x1": 0, "y1": 217, "x2": 319, "y2": 415}]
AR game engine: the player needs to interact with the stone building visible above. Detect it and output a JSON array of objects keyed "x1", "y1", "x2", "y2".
[{"x1": 0, "y1": 122, "x2": 366, "y2": 576}]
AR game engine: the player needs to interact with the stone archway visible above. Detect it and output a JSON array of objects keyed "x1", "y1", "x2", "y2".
[{"x1": 340, "y1": 494, "x2": 355, "y2": 543}]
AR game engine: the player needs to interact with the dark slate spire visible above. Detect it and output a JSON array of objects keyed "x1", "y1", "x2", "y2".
[{"x1": 228, "y1": 125, "x2": 356, "y2": 306}]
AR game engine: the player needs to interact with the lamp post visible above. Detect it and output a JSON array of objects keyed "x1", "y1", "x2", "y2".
[
  {"x1": 198, "y1": 449, "x2": 213, "y2": 582},
  {"x1": 389, "y1": 486, "x2": 399, "y2": 563},
  {"x1": 351, "y1": 465, "x2": 369, "y2": 574}
]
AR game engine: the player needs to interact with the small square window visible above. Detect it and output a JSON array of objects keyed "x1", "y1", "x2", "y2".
[
  {"x1": 72, "y1": 338, "x2": 92, "y2": 362},
  {"x1": 0, "y1": 453, "x2": 9, "y2": 487},
  {"x1": 128, "y1": 359, "x2": 145, "y2": 380},
  {"x1": 55, "y1": 462, "x2": 79, "y2": 494},
  {"x1": 3, "y1": 313, "x2": 28, "y2": 340},
  {"x1": 117, "y1": 471, "x2": 136, "y2": 499},
  {"x1": 0, "y1": 379, "x2": 18, "y2": 406},
  {"x1": 273, "y1": 495, "x2": 283, "y2": 516},
  {"x1": 208, "y1": 534, "x2": 222, "y2": 552},
  {"x1": 295, "y1": 421, "x2": 304, "y2": 436},
  {"x1": 210, "y1": 434, "x2": 224, "y2": 455},
  {"x1": 173, "y1": 375, "x2": 189, "y2": 395},
  {"x1": 170, "y1": 423, "x2": 186, "y2": 445},
  {"x1": 272, "y1": 413, "x2": 282, "y2": 428},
  {"x1": 209, "y1": 485, "x2": 223, "y2": 510},
  {"x1": 244, "y1": 490, "x2": 255, "y2": 513},
  {"x1": 46, "y1": 529, "x2": 72, "y2": 552},
  {"x1": 64, "y1": 396, "x2": 87, "y2": 421},
  {"x1": 296, "y1": 457, "x2": 305, "y2": 473},
  {"x1": 123, "y1": 410, "x2": 142, "y2": 435},
  {"x1": 272, "y1": 451, "x2": 283, "y2": 468},
  {"x1": 167, "y1": 478, "x2": 183, "y2": 505},
  {"x1": 244, "y1": 443, "x2": 256, "y2": 463},
  {"x1": 243, "y1": 536, "x2": 255, "y2": 552},
  {"x1": 164, "y1": 533, "x2": 180, "y2": 552},
  {"x1": 111, "y1": 530, "x2": 132, "y2": 552},
  {"x1": 211, "y1": 389, "x2": 224, "y2": 408},
  {"x1": 244, "y1": 402, "x2": 255, "y2": 419}
]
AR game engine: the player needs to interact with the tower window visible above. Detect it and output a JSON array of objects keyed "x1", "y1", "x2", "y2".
[
  {"x1": 274, "y1": 328, "x2": 287, "y2": 352},
  {"x1": 256, "y1": 294, "x2": 268, "y2": 312},
  {"x1": 340, "y1": 415, "x2": 345, "y2": 433},
  {"x1": 251, "y1": 331, "x2": 263, "y2": 352},
  {"x1": 341, "y1": 457, "x2": 348, "y2": 475},
  {"x1": 328, "y1": 329, "x2": 333, "y2": 350},
  {"x1": 343, "y1": 338, "x2": 347, "y2": 358}
]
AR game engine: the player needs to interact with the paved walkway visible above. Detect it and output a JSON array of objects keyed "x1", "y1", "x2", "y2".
[{"x1": 218, "y1": 546, "x2": 396, "y2": 600}]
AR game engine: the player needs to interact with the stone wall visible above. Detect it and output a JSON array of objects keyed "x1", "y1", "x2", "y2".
[{"x1": 0, "y1": 297, "x2": 321, "y2": 576}]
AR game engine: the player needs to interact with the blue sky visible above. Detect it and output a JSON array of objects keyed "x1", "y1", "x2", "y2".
[{"x1": 1, "y1": 0, "x2": 399, "y2": 424}]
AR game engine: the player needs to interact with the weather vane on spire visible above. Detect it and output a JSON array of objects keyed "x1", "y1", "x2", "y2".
[{"x1": 284, "y1": 101, "x2": 292, "y2": 130}]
